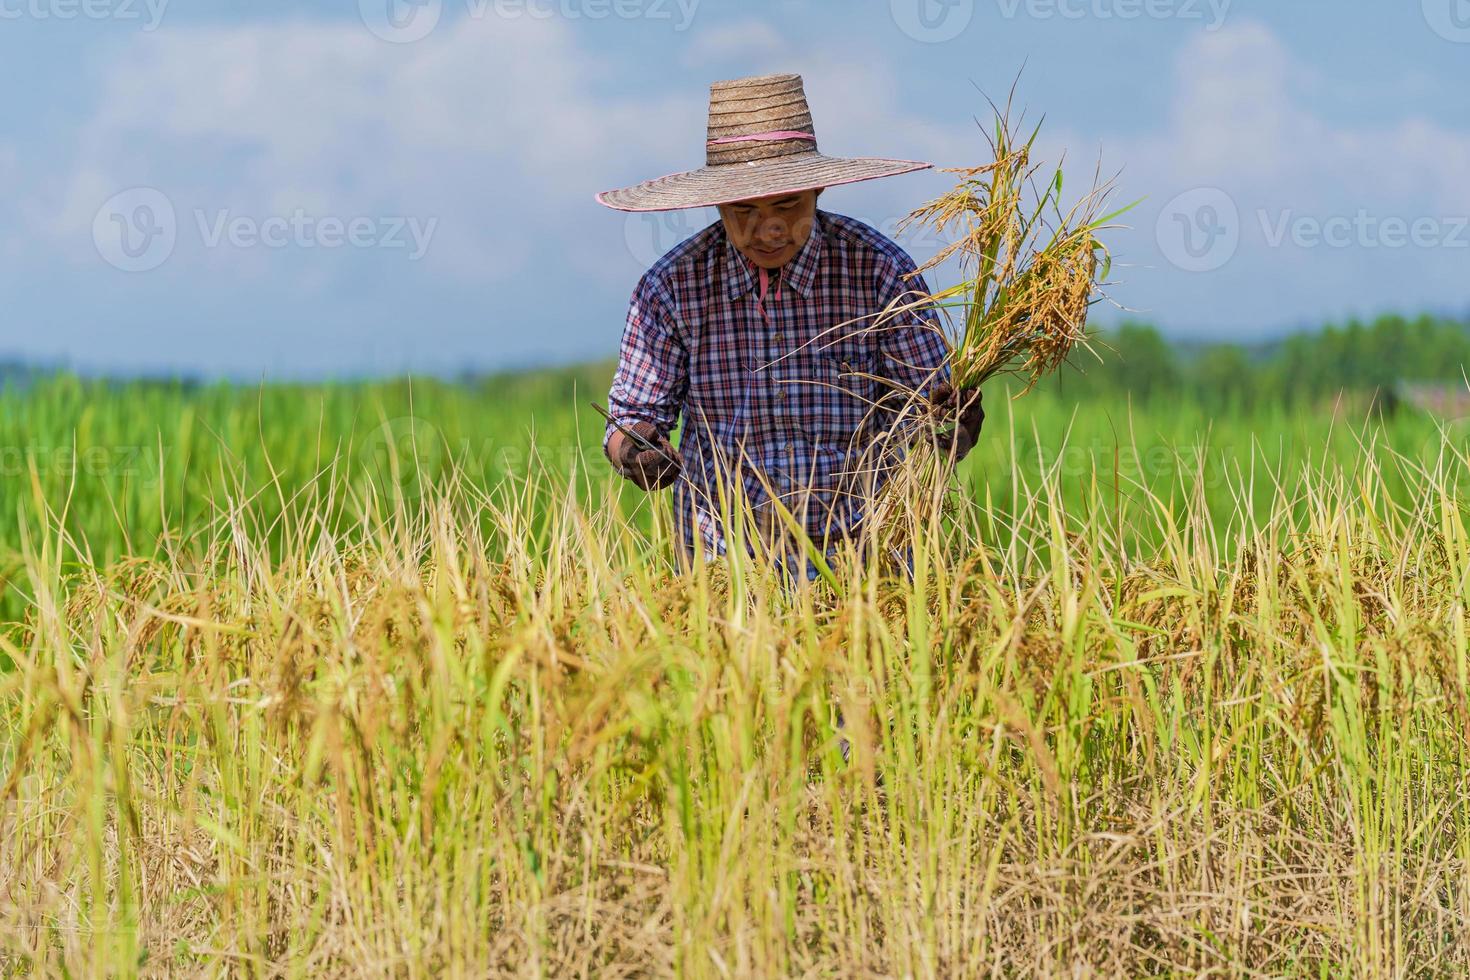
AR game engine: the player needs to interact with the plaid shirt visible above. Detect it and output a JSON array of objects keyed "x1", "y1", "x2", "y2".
[{"x1": 604, "y1": 209, "x2": 951, "y2": 570}]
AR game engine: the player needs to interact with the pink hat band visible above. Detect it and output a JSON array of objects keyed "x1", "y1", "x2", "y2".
[{"x1": 706, "y1": 130, "x2": 817, "y2": 147}]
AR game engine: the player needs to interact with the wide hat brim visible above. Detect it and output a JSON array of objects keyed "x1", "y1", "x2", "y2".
[{"x1": 595, "y1": 153, "x2": 932, "y2": 213}]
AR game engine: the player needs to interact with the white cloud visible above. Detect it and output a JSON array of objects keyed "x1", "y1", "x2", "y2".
[
  {"x1": 30, "y1": 15, "x2": 697, "y2": 284},
  {"x1": 678, "y1": 20, "x2": 787, "y2": 69},
  {"x1": 1114, "y1": 20, "x2": 1470, "y2": 212}
]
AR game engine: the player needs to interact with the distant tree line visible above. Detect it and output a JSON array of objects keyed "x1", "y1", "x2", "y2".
[{"x1": 1041, "y1": 315, "x2": 1470, "y2": 410}]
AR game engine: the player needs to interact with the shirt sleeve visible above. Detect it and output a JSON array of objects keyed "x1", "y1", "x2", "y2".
[
  {"x1": 872, "y1": 253, "x2": 952, "y2": 440},
  {"x1": 603, "y1": 272, "x2": 689, "y2": 455}
]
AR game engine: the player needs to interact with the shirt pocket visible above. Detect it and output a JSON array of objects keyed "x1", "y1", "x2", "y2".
[{"x1": 806, "y1": 335, "x2": 878, "y2": 447}]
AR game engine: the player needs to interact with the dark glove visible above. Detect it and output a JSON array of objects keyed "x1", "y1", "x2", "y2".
[
  {"x1": 927, "y1": 382, "x2": 984, "y2": 463},
  {"x1": 611, "y1": 420, "x2": 683, "y2": 491}
]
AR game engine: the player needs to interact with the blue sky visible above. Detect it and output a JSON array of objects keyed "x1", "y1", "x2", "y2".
[{"x1": 2, "y1": 0, "x2": 1467, "y2": 377}]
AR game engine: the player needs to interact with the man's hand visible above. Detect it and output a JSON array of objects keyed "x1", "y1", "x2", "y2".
[
  {"x1": 927, "y1": 382, "x2": 984, "y2": 463},
  {"x1": 608, "y1": 420, "x2": 683, "y2": 491}
]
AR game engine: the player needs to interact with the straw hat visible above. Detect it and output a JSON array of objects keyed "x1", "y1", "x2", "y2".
[{"x1": 595, "y1": 73, "x2": 932, "y2": 212}]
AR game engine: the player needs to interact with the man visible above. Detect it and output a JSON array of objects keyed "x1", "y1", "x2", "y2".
[{"x1": 596, "y1": 73, "x2": 983, "y2": 581}]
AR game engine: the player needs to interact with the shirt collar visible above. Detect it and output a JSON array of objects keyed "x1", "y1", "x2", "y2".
[{"x1": 722, "y1": 210, "x2": 826, "y2": 302}]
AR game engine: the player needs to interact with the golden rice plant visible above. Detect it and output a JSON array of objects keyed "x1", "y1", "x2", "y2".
[
  {"x1": 861, "y1": 93, "x2": 1131, "y2": 557},
  {"x1": 905, "y1": 93, "x2": 1126, "y2": 392}
]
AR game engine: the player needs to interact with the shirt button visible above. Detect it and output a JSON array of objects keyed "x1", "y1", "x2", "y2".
[
  {"x1": 775, "y1": 388, "x2": 786, "y2": 401},
  {"x1": 773, "y1": 333, "x2": 784, "y2": 344}
]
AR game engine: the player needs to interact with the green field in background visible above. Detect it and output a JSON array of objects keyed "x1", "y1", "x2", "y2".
[{"x1": 0, "y1": 362, "x2": 1459, "y2": 600}]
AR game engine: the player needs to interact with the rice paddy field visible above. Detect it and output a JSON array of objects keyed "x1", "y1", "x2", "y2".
[{"x1": 2, "y1": 362, "x2": 1469, "y2": 975}]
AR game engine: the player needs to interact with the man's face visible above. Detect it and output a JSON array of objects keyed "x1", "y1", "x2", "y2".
[{"x1": 717, "y1": 188, "x2": 821, "y2": 270}]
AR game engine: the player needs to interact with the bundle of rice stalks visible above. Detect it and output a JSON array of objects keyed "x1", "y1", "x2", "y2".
[
  {"x1": 862, "y1": 93, "x2": 1131, "y2": 558},
  {"x1": 905, "y1": 96, "x2": 1125, "y2": 393}
]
